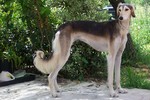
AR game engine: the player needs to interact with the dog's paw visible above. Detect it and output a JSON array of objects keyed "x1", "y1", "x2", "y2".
[
  {"x1": 55, "y1": 87, "x2": 61, "y2": 93},
  {"x1": 52, "y1": 92, "x2": 60, "y2": 98},
  {"x1": 117, "y1": 88, "x2": 128, "y2": 94},
  {"x1": 110, "y1": 92, "x2": 119, "y2": 97},
  {"x1": 56, "y1": 89, "x2": 61, "y2": 93}
]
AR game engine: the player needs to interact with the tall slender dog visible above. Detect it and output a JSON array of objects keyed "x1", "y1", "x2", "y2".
[{"x1": 33, "y1": 3, "x2": 135, "y2": 97}]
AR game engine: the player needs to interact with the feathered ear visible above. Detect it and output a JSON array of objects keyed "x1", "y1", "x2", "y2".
[
  {"x1": 117, "y1": 3, "x2": 123, "y2": 16},
  {"x1": 131, "y1": 5, "x2": 136, "y2": 17},
  {"x1": 128, "y1": 4, "x2": 136, "y2": 17}
]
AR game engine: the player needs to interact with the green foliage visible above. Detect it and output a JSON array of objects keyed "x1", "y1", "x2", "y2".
[
  {"x1": 121, "y1": 67, "x2": 150, "y2": 89},
  {"x1": 130, "y1": 4, "x2": 150, "y2": 66},
  {"x1": 0, "y1": 0, "x2": 59, "y2": 68},
  {"x1": 0, "y1": 0, "x2": 26, "y2": 68},
  {"x1": 0, "y1": 0, "x2": 109, "y2": 75},
  {"x1": 49, "y1": 0, "x2": 109, "y2": 21},
  {"x1": 126, "y1": 0, "x2": 150, "y2": 5},
  {"x1": 3, "y1": 47, "x2": 22, "y2": 69}
]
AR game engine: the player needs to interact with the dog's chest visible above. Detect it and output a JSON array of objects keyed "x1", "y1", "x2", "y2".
[{"x1": 114, "y1": 35, "x2": 127, "y2": 49}]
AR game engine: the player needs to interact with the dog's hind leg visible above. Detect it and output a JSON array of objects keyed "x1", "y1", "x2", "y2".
[
  {"x1": 48, "y1": 31, "x2": 72, "y2": 97},
  {"x1": 48, "y1": 60, "x2": 66, "y2": 97},
  {"x1": 48, "y1": 73, "x2": 57, "y2": 97},
  {"x1": 54, "y1": 77, "x2": 60, "y2": 92},
  {"x1": 48, "y1": 49, "x2": 71, "y2": 97}
]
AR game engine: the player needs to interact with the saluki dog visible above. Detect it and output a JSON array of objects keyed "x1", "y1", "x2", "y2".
[{"x1": 33, "y1": 3, "x2": 135, "y2": 97}]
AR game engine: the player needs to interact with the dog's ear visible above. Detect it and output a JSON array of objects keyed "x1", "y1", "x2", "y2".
[
  {"x1": 117, "y1": 3, "x2": 123, "y2": 16},
  {"x1": 128, "y1": 5, "x2": 136, "y2": 17}
]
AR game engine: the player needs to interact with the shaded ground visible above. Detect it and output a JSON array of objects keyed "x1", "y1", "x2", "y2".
[{"x1": 0, "y1": 76, "x2": 150, "y2": 100}]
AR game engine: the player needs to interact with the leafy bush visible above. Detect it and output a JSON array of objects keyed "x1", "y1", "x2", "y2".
[
  {"x1": 0, "y1": 0, "x2": 110, "y2": 78},
  {"x1": 130, "y1": 4, "x2": 150, "y2": 66},
  {"x1": 121, "y1": 67, "x2": 150, "y2": 89},
  {"x1": 49, "y1": 0, "x2": 109, "y2": 21},
  {"x1": 0, "y1": 0, "x2": 59, "y2": 68}
]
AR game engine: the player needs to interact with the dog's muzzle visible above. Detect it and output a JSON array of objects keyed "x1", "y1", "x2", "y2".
[{"x1": 118, "y1": 16, "x2": 123, "y2": 20}]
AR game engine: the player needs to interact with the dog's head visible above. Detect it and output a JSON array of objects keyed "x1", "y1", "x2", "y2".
[
  {"x1": 33, "y1": 50, "x2": 44, "y2": 59},
  {"x1": 117, "y1": 3, "x2": 135, "y2": 21}
]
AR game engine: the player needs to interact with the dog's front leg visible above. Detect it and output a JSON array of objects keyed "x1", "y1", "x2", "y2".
[
  {"x1": 48, "y1": 74, "x2": 57, "y2": 97},
  {"x1": 107, "y1": 54, "x2": 118, "y2": 97},
  {"x1": 115, "y1": 45, "x2": 128, "y2": 94}
]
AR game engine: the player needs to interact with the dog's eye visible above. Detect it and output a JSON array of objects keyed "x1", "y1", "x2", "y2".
[
  {"x1": 119, "y1": 9, "x2": 121, "y2": 12},
  {"x1": 125, "y1": 9, "x2": 129, "y2": 11}
]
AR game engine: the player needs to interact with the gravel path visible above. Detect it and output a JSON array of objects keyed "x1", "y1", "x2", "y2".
[{"x1": 0, "y1": 77, "x2": 150, "y2": 100}]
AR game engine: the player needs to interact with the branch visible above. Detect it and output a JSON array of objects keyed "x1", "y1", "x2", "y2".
[{"x1": 34, "y1": 0, "x2": 44, "y2": 50}]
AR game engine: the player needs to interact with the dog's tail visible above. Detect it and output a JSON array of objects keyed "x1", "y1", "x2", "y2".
[{"x1": 34, "y1": 31, "x2": 61, "y2": 74}]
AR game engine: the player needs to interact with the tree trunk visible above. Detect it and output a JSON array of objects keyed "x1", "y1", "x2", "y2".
[{"x1": 109, "y1": 0, "x2": 125, "y2": 17}]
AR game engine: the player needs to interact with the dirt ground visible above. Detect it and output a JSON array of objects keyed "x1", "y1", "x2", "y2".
[{"x1": 0, "y1": 76, "x2": 150, "y2": 100}]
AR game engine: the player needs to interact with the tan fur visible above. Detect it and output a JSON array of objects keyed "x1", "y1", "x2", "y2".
[
  {"x1": 33, "y1": 31, "x2": 61, "y2": 74},
  {"x1": 33, "y1": 3, "x2": 135, "y2": 98}
]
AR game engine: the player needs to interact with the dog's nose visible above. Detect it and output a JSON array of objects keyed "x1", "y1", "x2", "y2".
[{"x1": 119, "y1": 16, "x2": 123, "y2": 20}]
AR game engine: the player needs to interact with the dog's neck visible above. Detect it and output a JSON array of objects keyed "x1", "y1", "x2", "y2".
[
  {"x1": 118, "y1": 19, "x2": 130, "y2": 31},
  {"x1": 118, "y1": 19, "x2": 130, "y2": 37}
]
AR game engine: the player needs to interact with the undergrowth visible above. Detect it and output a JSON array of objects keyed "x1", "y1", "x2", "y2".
[
  {"x1": 121, "y1": 67, "x2": 150, "y2": 89},
  {"x1": 130, "y1": 4, "x2": 150, "y2": 67}
]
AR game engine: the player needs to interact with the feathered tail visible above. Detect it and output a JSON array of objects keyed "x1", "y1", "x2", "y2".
[{"x1": 33, "y1": 31, "x2": 61, "y2": 74}]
